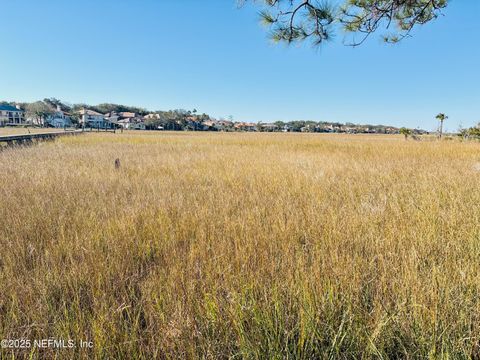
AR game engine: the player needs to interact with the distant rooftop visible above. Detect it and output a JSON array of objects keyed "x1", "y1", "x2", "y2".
[
  {"x1": 77, "y1": 109, "x2": 104, "y2": 116},
  {"x1": 0, "y1": 104, "x2": 23, "y2": 112},
  {"x1": 119, "y1": 112, "x2": 136, "y2": 118}
]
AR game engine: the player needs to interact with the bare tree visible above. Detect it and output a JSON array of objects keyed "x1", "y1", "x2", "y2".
[{"x1": 25, "y1": 101, "x2": 54, "y2": 127}]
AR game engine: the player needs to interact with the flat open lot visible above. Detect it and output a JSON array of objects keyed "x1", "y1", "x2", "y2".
[{"x1": 1, "y1": 132, "x2": 479, "y2": 358}]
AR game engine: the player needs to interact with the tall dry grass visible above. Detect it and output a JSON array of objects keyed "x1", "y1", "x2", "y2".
[{"x1": 1, "y1": 132, "x2": 480, "y2": 359}]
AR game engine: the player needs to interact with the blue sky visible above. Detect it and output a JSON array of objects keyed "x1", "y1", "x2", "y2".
[{"x1": 1, "y1": 0, "x2": 478, "y2": 131}]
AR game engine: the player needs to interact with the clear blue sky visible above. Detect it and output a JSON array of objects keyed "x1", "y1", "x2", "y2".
[{"x1": 1, "y1": 0, "x2": 479, "y2": 131}]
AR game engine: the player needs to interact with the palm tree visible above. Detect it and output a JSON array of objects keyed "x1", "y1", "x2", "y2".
[{"x1": 436, "y1": 113, "x2": 448, "y2": 139}]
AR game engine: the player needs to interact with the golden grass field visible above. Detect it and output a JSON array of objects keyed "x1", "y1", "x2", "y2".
[{"x1": 1, "y1": 131, "x2": 480, "y2": 359}]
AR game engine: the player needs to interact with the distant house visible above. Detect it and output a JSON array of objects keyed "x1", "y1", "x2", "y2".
[
  {"x1": 0, "y1": 105, "x2": 25, "y2": 126},
  {"x1": 113, "y1": 112, "x2": 146, "y2": 130},
  {"x1": 104, "y1": 112, "x2": 121, "y2": 128},
  {"x1": 144, "y1": 113, "x2": 160, "y2": 121},
  {"x1": 234, "y1": 122, "x2": 257, "y2": 132},
  {"x1": 182, "y1": 116, "x2": 203, "y2": 131},
  {"x1": 386, "y1": 127, "x2": 399, "y2": 134},
  {"x1": 130, "y1": 122, "x2": 146, "y2": 130},
  {"x1": 282, "y1": 124, "x2": 292, "y2": 132},
  {"x1": 260, "y1": 123, "x2": 278, "y2": 132},
  {"x1": 341, "y1": 125, "x2": 357, "y2": 134},
  {"x1": 46, "y1": 105, "x2": 72, "y2": 128},
  {"x1": 143, "y1": 113, "x2": 164, "y2": 129},
  {"x1": 114, "y1": 119, "x2": 128, "y2": 129},
  {"x1": 201, "y1": 120, "x2": 215, "y2": 129},
  {"x1": 104, "y1": 111, "x2": 120, "y2": 122},
  {"x1": 118, "y1": 112, "x2": 136, "y2": 119},
  {"x1": 77, "y1": 109, "x2": 113, "y2": 129},
  {"x1": 214, "y1": 120, "x2": 234, "y2": 131}
]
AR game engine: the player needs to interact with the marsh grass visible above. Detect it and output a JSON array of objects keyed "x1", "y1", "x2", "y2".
[{"x1": 1, "y1": 132, "x2": 480, "y2": 359}]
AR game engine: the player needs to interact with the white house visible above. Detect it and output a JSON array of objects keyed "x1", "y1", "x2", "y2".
[
  {"x1": 77, "y1": 109, "x2": 112, "y2": 128},
  {"x1": 104, "y1": 111, "x2": 120, "y2": 123},
  {"x1": 0, "y1": 105, "x2": 25, "y2": 126},
  {"x1": 130, "y1": 122, "x2": 146, "y2": 130},
  {"x1": 46, "y1": 105, "x2": 72, "y2": 128},
  {"x1": 116, "y1": 118, "x2": 131, "y2": 129},
  {"x1": 114, "y1": 112, "x2": 144, "y2": 129}
]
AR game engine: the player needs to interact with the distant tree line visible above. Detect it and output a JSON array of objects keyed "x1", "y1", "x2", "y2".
[
  {"x1": 0, "y1": 99, "x2": 214, "y2": 129},
  {"x1": 459, "y1": 126, "x2": 480, "y2": 139},
  {"x1": 71, "y1": 103, "x2": 150, "y2": 116},
  {"x1": 266, "y1": 120, "x2": 411, "y2": 134},
  {"x1": 1, "y1": 98, "x2": 430, "y2": 134}
]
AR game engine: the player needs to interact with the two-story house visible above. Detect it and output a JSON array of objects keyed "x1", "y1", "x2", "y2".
[
  {"x1": 77, "y1": 109, "x2": 111, "y2": 128},
  {"x1": 0, "y1": 105, "x2": 25, "y2": 126}
]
